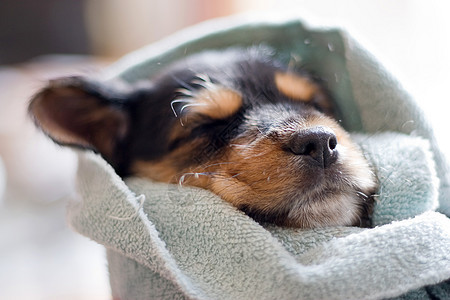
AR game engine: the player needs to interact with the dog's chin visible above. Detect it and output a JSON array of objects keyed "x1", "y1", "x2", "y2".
[
  {"x1": 278, "y1": 168, "x2": 375, "y2": 228},
  {"x1": 286, "y1": 189, "x2": 368, "y2": 228},
  {"x1": 237, "y1": 185, "x2": 370, "y2": 228}
]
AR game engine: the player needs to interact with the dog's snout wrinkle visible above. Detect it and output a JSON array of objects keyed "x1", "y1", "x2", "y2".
[{"x1": 287, "y1": 127, "x2": 338, "y2": 168}]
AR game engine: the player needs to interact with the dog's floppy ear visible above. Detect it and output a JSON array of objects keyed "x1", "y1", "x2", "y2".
[{"x1": 29, "y1": 76, "x2": 129, "y2": 160}]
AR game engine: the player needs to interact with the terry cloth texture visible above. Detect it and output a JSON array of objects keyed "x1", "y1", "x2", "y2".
[
  {"x1": 68, "y1": 15, "x2": 450, "y2": 299},
  {"x1": 71, "y1": 133, "x2": 449, "y2": 300}
]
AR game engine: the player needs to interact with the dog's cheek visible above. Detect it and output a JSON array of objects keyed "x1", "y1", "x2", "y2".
[
  {"x1": 131, "y1": 160, "x2": 180, "y2": 183},
  {"x1": 205, "y1": 139, "x2": 304, "y2": 210},
  {"x1": 130, "y1": 138, "x2": 216, "y2": 183},
  {"x1": 208, "y1": 175, "x2": 254, "y2": 207}
]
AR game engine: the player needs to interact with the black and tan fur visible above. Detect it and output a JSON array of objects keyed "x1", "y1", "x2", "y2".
[{"x1": 29, "y1": 48, "x2": 377, "y2": 228}]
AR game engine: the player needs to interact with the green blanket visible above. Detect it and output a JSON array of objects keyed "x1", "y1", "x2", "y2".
[{"x1": 69, "y1": 15, "x2": 450, "y2": 299}]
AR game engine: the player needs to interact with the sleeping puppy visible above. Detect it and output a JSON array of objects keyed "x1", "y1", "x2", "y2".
[{"x1": 29, "y1": 47, "x2": 377, "y2": 228}]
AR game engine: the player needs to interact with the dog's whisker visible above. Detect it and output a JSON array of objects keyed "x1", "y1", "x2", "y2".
[
  {"x1": 191, "y1": 80, "x2": 215, "y2": 90},
  {"x1": 194, "y1": 73, "x2": 212, "y2": 83},
  {"x1": 180, "y1": 103, "x2": 208, "y2": 114},
  {"x1": 175, "y1": 88, "x2": 195, "y2": 97},
  {"x1": 171, "y1": 105, "x2": 178, "y2": 118},
  {"x1": 171, "y1": 98, "x2": 195, "y2": 104},
  {"x1": 199, "y1": 161, "x2": 239, "y2": 170},
  {"x1": 356, "y1": 191, "x2": 369, "y2": 199},
  {"x1": 170, "y1": 98, "x2": 196, "y2": 117},
  {"x1": 256, "y1": 127, "x2": 265, "y2": 135},
  {"x1": 178, "y1": 172, "x2": 210, "y2": 185}
]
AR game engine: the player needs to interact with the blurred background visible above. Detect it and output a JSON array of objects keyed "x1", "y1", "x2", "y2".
[{"x1": 0, "y1": 1, "x2": 449, "y2": 299}]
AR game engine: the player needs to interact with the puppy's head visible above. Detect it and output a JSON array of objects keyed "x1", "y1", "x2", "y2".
[{"x1": 29, "y1": 48, "x2": 377, "y2": 228}]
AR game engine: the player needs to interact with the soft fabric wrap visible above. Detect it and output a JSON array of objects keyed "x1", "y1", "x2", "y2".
[{"x1": 68, "y1": 15, "x2": 450, "y2": 299}]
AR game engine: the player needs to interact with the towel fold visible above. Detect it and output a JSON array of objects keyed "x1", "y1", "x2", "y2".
[
  {"x1": 69, "y1": 132, "x2": 449, "y2": 300},
  {"x1": 353, "y1": 133, "x2": 439, "y2": 226}
]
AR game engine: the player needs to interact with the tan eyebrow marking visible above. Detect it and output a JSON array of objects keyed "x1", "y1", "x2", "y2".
[
  {"x1": 274, "y1": 72, "x2": 318, "y2": 101},
  {"x1": 186, "y1": 85, "x2": 242, "y2": 119}
]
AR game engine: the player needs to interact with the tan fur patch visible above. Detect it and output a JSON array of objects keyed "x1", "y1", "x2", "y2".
[
  {"x1": 186, "y1": 86, "x2": 242, "y2": 119},
  {"x1": 207, "y1": 139, "x2": 295, "y2": 209},
  {"x1": 132, "y1": 160, "x2": 180, "y2": 183},
  {"x1": 132, "y1": 159, "x2": 212, "y2": 190},
  {"x1": 131, "y1": 138, "x2": 210, "y2": 184},
  {"x1": 274, "y1": 72, "x2": 318, "y2": 101}
]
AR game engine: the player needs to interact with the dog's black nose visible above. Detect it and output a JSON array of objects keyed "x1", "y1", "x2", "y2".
[{"x1": 287, "y1": 127, "x2": 338, "y2": 168}]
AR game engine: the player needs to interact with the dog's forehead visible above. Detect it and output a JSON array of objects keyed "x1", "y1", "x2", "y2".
[
  {"x1": 161, "y1": 54, "x2": 317, "y2": 108},
  {"x1": 131, "y1": 50, "x2": 330, "y2": 144}
]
